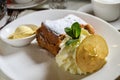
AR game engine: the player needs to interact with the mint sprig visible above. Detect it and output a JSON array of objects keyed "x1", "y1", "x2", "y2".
[
  {"x1": 65, "y1": 39, "x2": 79, "y2": 46},
  {"x1": 65, "y1": 22, "x2": 81, "y2": 46}
]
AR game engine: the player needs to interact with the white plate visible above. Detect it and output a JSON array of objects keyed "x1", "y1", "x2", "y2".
[
  {"x1": 0, "y1": 10, "x2": 120, "y2": 80},
  {"x1": 7, "y1": 0, "x2": 47, "y2": 9}
]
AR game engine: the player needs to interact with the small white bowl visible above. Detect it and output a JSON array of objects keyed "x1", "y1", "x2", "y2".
[{"x1": 0, "y1": 24, "x2": 36, "y2": 47}]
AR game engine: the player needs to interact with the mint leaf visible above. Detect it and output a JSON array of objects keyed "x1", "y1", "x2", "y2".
[
  {"x1": 65, "y1": 27, "x2": 74, "y2": 38},
  {"x1": 64, "y1": 22, "x2": 81, "y2": 46},
  {"x1": 71, "y1": 22, "x2": 81, "y2": 39},
  {"x1": 65, "y1": 39, "x2": 79, "y2": 46}
]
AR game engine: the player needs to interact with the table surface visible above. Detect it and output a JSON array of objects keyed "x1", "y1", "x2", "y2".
[{"x1": 0, "y1": 0, "x2": 120, "y2": 80}]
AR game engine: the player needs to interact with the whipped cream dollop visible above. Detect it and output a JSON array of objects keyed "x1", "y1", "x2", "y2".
[{"x1": 56, "y1": 28, "x2": 90, "y2": 74}]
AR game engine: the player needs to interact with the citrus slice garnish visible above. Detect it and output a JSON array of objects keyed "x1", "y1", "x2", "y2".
[{"x1": 76, "y1": 34, "x2": 108, "y2": 73}]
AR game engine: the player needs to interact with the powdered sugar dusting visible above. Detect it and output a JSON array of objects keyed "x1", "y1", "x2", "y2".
[{"x1": 44, "y1": 14, "x2": 87, "y2": 34}]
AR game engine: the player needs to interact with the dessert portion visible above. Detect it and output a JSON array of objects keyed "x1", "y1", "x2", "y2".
[
  {"x1": 36, "y1": 23, "x2": 65, "y2": 55},
  {"x1": 8, "y1": 24, "x2": 38, "y2": 39},
  {"x1": 36, "y1": 14, "x2": 108, "y2": 75},
  {"x1": 36, "y1": 14, "x2": 88, "y2": 55}
]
